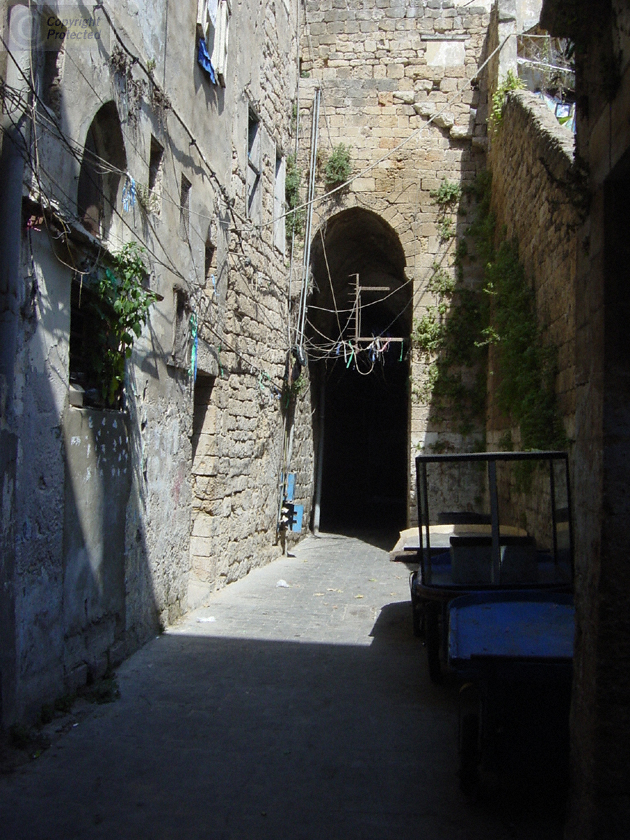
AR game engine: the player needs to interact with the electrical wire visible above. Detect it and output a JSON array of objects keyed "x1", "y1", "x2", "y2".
[
  {"x1": 0, "y1": 114, "x2": 286, "y2": 400},
  {"x1": 265, "y1": 32, "x2": 515, "y2": 229},
  {"x1": 2, "y1": 7, "x2": 518, "y2": 380}
]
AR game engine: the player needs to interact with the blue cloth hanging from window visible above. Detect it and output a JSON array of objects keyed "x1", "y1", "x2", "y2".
[{"x1": 197, "y1": 37, "x2": 217, "y2": 84}]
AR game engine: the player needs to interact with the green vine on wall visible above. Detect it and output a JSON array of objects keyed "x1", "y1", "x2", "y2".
[
  {"x1": 489, "y1": 70, "x2": 526, "y2": 133},
  {"x1": 412, "y1": 178, "x2": 487, "y2": 435},
  {"x1": 469, "y1": 170, "x2": 566, "y2": 450},
  {"x1": 431, "y1": 178, "x2": 461, "y2": 243},
  {"x1": 481, "y1": 238, "x2": 566, "y2": 450},
  {"x1": 323, "y1": 143, "x2": 352, "y2": 190},
  {"x1": 285, "y1": 154, "x2": 305, "y2": 239},
  {"x1": 88, "y1": 242, "x2": 159, "y2": 406},
  {"x1": 412, "y1": 169, "x2": 567, "y2": 452}
]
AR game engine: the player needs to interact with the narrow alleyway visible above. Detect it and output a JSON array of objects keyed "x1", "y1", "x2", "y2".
[{"x1": 0, "y1": 535, "x2": 564, "y2": 840}]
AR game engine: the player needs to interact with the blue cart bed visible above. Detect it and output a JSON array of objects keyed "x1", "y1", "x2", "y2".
[
  {"x1": 448, "y1": 591, "x2": 575, "y2": 793},
  {"x1": 448, "y1": 591, "x2": 574, "y2": 667}
]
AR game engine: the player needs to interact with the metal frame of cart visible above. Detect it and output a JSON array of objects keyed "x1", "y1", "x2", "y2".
[{"x1": 411, "y1": 451, "x2": 574, "y2": 682}]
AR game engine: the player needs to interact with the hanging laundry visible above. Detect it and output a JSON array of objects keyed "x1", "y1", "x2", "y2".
[
  {"x1": 197, "y1": 37, "x2": 217, "y2": 84},
  {"x1": 122, "y1": 176, "x2": 136, "y2": 212},
  {"x1": 189, "y1": 313, "x2": 199, "y2": 381}
]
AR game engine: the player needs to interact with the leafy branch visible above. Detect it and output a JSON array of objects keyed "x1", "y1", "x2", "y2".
[
  {"x1": 489, "y1": 70, "x2": 526, "y2": 133},
  {"x1": 89, "y1": 243, "x2": 159, "y2": 406}
]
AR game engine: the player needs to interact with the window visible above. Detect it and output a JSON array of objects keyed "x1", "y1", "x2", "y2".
[
  {"x1": 172, "y1": 287, "x2": 191, "y2": 368},
  {"x1": 77, "y1": 102, "x2": 126, "y2": 238},
  {"x1": 274, "y1": 151, "x2": 286, "y2": 253},
  {"x1": 180, "y1": 174, "x2": 191, "y2": 240},
  {"x1": 247, "y1": 108, "x2": 262, "y2": 222},
  {"x1": 69, "y1": 279, "x2": 120, "y2": 409},
  {"x1": 139, "y1": 136, "x2": 164, "y2": 215},
  {"x1": 205, "y1": 237, "x2": 217, "y2": 294},
  {"x1": 197, "y1": 0, "x2": 230, "y2": 87}
]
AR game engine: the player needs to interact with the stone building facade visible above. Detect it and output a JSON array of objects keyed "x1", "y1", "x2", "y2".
[
  {"x1": 540, "y1": 1, "x2": 630, "y2": 836},
  {"x1": 4, "y1": 16, "x2": 622, "y2": 837},
  {"x1": 0, "y1": 0, "x2": 310, "y2": 726},
  {"x1": 296, "y1": 0, "x2": 494, "y2": 530}
]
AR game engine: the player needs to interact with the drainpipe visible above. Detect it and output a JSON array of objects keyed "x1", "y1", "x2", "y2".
[{"x1": 296, "y1": 87, "x2": 320, "y2": 353}]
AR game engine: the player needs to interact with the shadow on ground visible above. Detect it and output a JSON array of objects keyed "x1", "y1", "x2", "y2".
[{"x1": 0, "y1": 597, "x2": 567, "y2": 840}]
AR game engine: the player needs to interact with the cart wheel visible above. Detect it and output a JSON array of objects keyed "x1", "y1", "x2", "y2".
[
  {"x1": 425, "y1": 602, "x2": 442, "y2": 683},
  {"x1": 459, "y1": 712, "x2": 480, "y2": 797}
]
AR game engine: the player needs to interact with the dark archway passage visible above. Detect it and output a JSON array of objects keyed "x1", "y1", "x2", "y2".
[{"x1": 307, "y1": 208, "x2": 411, "y2": 535}]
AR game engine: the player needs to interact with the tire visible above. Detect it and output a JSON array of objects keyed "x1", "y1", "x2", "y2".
[
  {"x1": 425, "y1": 601, "x2": 442, "y2": 683},
  {"x1": 459, "y1": 712, "x2": 480, "y2": 796}
]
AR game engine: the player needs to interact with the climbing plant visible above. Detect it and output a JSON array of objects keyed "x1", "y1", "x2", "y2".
[
  {"x1": 431, "y1": 178, "x2": 461, "y2": 243},
  {"x1": 285, "y1": 154, "x2": 305, "y2": 239},
  {"x1": 489, "y1": 70, "x2": 526, "y2": 133},
  {"x1": 86, "y1": 242, "x2": 159, "y2": 406},
  {"x1": 412, "y1": 261, "x2": 488, "y2": 433},
  {"x1": 323, "y1": 143, "x2": 352, "y2": 190},
  {"x1": 411, "y1": 177, "x2": 488, "y2": 435},
  {"x1": 468, "y1": 171, "x2": 565, "y2": 450},
  {"x1": 481, "y1": 238, "x2": 566, "y2": 450},
  {"x1": 430, "y1": 178, "x2": 461, "y2": 208},
  {"x1": 412, "y1": 168, "x2": 566, "y2": 451}
]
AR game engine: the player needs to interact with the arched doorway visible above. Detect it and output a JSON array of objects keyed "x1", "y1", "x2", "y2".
[{"x1": 307, "y1": 208, "x2": 411, "y2": 536}]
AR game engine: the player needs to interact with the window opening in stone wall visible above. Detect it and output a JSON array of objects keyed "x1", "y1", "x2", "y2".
[
  {"x1": 274, "y1": 150, "x2": 286, "y2": 253},
  {"x1": 140, "y1": 135, "x2": 164, "y2": 215},
  {"x1": 77, "y1": 101, "x2": 126, "y2": 239},
  {"x1": 172, "y1": 287, "x2": 191, "y2": 369},
  {"x1": 247, "y1": 107, "x2": 261, "y2": 222},
  {"x1": 191, "y1": 372, "x2": 216, "y2": 463},
  {"x1": 77, "y1": 127, "x2": 103, "y2": 236},
  {"x1": 40, "y1": 15, "x2": 65, "y2": 118},
  {"x1": 69, "y1": 279, "x2": 117, "y2": 409},
  {"x1": 205, "y1": 237, "x2": 217, "y2": 295},
  {"x1": 180, "y1": 174, "x2": 191, "y2": 240},
  {"x1": 196, "y1": 0, "x2": 230, "y2": 86}
]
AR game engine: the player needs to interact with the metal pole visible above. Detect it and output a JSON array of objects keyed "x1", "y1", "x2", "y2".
[
  {"x1": 550, "y1": 457, "x2": 558, "y2": 567},
  {"x1": 488, "y1": 459, "x2": 500, "y2": 584},
  {"x1": 297, "y1": 87, "x2": 320, "y2": 352}
]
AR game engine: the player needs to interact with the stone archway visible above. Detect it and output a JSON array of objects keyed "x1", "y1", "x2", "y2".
[{"x1": 307, "y1": 208, "x2": 411, "y2": 535}]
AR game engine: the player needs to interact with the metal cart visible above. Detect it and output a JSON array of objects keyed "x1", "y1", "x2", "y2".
[
  {"x1": 409, "y1": 451, "x2": 573, "y2": 682},
  {"x1": 447, "y1": 590, "x2": 574, "y2": 794}
]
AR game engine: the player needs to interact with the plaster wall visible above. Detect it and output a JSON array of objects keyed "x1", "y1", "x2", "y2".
[{"x1": 3, "y1": 0, "x2": 309, "y2": 723}]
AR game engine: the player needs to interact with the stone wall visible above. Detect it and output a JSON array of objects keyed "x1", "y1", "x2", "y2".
[
  {"x1": 298, "y1": 0, "x2": 493, "y2": 526},
  {"x1": 540, "y1": 1, "x2": 630, "y2": 836},
  {"x1": 0, "y1": 0, "x2": 308, "y2": 724},
  {"x1": 487, "y1": 89, "x2": 578, "y2": 451}
]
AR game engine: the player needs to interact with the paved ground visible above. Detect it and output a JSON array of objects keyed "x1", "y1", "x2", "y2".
[{"x1": 0, "y1": 533, "x2": 565, "y2": 839}]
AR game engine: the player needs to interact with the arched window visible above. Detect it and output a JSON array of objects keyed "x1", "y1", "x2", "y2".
[{"x1": 77, "y1": 102, "x2": 126, "y2": 239}]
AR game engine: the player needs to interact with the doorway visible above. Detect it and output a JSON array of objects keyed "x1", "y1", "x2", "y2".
[{"x1": 307, "y1": 208, "x2": 411, "y2": 536}]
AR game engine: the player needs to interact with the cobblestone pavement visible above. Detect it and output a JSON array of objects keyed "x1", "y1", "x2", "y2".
[{"x1": 0, "y1": 534, "x2": 564, "y2": 839}]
